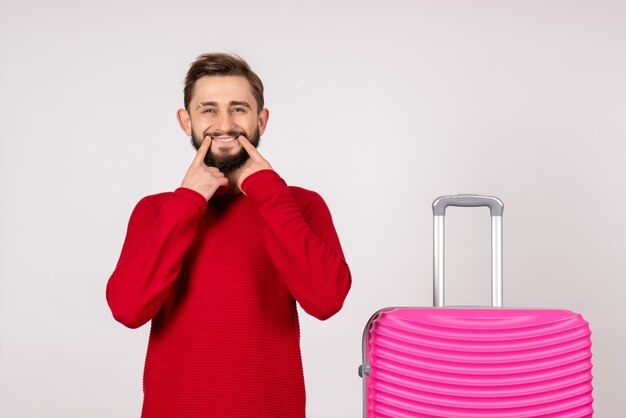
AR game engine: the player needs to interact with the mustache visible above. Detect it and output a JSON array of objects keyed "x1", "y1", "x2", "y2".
[{"x1": 205, "y1": 130, "x2": 248, "y2": 139}]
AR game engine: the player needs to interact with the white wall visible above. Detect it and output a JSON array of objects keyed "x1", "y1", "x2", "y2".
[{"x1": 1, "y1": 0, "x2": 625, "y2": 416}]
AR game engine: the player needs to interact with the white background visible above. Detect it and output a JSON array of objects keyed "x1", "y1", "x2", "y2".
[{"x1": 1, "y1": 0, "x2": 625, "y2": 416}]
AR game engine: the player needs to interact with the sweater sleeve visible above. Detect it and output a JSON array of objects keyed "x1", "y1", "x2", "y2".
[
  {"x1": 106, "y1": 187, "x2": 207, "y2": 329},
  {"x1": 242, "y1": 170, "x2": 352, "y2": 320}
]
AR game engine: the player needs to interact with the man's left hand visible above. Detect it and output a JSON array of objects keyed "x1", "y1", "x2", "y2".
[{"x1": 237, "y1": 135, "x2": 273, "y2": 193}]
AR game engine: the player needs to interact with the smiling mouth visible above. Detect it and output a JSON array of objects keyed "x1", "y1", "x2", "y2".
[{"x1": 211, "y1": 136, "x2": 238, "y2": 143}]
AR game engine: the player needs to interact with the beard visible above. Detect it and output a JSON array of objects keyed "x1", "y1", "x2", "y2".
[{"x1": 190, "y1": 127, "x2": 261, "y2": 173}]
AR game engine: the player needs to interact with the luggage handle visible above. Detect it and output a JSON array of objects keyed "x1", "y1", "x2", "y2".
[{"x1": 432, "y1": 194, "x2": 504, "y2": 308}]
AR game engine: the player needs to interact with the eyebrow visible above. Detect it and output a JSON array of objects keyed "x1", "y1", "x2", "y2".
[
  {"x1": 196, "y1": 101, "x2": 252, "y2": 110},
  {"x1": 230, "y1": 101, "x2": 252, "y2": 109}
]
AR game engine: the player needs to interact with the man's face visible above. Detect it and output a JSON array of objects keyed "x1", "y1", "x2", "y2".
[{"x1": 179, "y1": 75, "x2": 268, "y2": 173}]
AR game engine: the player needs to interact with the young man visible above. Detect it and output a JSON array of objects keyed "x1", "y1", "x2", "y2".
[{"x1": 106, "y1": 53, "x2": 352, "y2": 417}]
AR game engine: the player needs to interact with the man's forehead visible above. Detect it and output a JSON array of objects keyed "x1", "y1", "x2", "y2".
[{"x1": 192, "y1": 75, "x2": 254, "y2": 104}]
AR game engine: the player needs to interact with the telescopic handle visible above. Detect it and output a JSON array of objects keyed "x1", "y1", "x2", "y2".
[
  {"x1": 432, "y1": 194, "x2": 504, "y2": 308},
  {"x1": 433, "y1": 195, "x2": 504, "y2": 216}
]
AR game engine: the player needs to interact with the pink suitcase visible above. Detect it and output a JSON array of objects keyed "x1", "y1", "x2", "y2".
[{"x1": 360, "y1": 195, "x2": 594, "y2": 417}]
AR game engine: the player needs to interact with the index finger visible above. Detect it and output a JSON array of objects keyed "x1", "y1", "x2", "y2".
[
  {"x1": 237, "y1": 135, "x2": 262, "y2": 160},
  {"x1": 193, "y1": 136, "x2": 212, "y2": 165}
]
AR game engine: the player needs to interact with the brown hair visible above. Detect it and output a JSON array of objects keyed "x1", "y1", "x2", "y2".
[{"x1": 183, "y1": 53, "x2": 264, "y2": 113}]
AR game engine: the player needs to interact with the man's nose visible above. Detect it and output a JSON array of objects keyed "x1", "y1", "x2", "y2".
[{"x1": 214, "y1": 112, "x2": 236, "y2": 133}]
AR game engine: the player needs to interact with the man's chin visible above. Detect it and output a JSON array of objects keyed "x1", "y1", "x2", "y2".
[
  {"x1": 205, "y1": 149, "x2": 250, "y2": 173},
  {"x1": 212, "y1": 144, "x2": 241, "y2": 155}
]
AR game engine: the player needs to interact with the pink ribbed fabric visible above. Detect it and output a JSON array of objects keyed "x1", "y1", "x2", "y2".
[{"x1": 365, "y1": 308, "x2": 593, "y2": 417}]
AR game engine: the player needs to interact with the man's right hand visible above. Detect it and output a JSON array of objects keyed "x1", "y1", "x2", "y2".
[{"x1": 180, "y1": 138, "x2": 229, "y2": 200}]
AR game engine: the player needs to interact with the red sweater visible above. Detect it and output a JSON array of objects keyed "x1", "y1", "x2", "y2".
[{"x1": 106, "y1": 170, "x2": 351, "y2": 417}]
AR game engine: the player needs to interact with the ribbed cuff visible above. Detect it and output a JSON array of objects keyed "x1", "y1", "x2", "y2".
[
  {"x1": 241, "y1": 170, "x2": 287, "y2": 206},
  {"x1": 174, "y1": 187, "x2": 208, "y2": 213}
]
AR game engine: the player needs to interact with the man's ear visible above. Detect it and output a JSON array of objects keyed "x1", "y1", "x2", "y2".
[
  {"x1": 258, "y1": 108, "x2": 269, "y2": 136},
  {"x1": 177, "y1": 108, "x2": 192, "y2": 137}
]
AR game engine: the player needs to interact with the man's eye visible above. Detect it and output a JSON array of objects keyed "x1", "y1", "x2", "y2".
[
  {"x1": 201, "y1": 108, "x2": 216, "y2": 113},
  {"x1": 232, "y1": 107, "x2": 247, "y2": 113}
]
